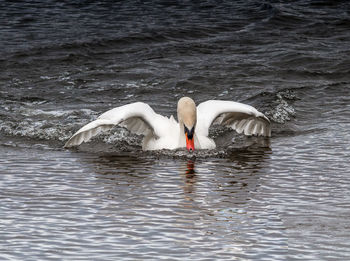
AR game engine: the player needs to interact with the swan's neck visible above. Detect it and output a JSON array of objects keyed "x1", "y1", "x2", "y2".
[{"x1": 178, "y1": 121, "x2": 186, "y2": 147}]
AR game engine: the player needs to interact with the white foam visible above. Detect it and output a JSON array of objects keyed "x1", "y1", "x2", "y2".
[{"x1": 266, "y1": 89, "x2": 297, "y2": 124}]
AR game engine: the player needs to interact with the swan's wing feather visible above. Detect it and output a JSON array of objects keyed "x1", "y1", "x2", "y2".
[
  {"x1": 120, "y1": 117, "x2": 153, "y2": 136},
  {"x1": 64, "y1": 119, "x2": 115, "y2": 147},
  {"x1": 196, "y1": 100, "x2": 271, "y2": 137},
  {"x1": 64, "y1": 102, "x2": 158, "y2": 147}
]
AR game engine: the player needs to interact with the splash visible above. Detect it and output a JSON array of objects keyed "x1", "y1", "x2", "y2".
[
  {"x1": 146, "y1": 148, "x2": 229, "y2": 159},
  {"x1": 265, "y1": 89, "x2": 297, "y2": 124},
  {"x1": 0, "y1": 104, "x2": 97, "y2": 143}
]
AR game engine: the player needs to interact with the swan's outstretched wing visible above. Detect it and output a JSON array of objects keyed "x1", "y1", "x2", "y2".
[
  {"x1": 196, "y1": 100, "x2": 271, "y2": 137},
  {"x1": 64, "y1": 102, "x2": 159, "y2": 147}
]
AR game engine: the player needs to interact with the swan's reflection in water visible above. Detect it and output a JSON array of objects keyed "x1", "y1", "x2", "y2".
[
  {"x1": 182, "y1": 160, "x2": 196, "y2": 195},
  {"x1": 84, "y1": 145, "x2": 272, "y2": 206}
]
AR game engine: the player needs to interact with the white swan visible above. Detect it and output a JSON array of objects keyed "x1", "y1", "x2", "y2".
[{"x1": 64, "y1": 97, "x2": 271, "y2": 151}]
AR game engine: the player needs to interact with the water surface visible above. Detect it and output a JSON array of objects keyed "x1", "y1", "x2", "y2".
[{"x1": 1, "y1": 1, "x2": 350, "y2": 260}]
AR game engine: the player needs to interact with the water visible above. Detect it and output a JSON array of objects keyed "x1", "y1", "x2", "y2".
[{"x1": 1, "y1": 1, "x2": 350, "y2": 260}]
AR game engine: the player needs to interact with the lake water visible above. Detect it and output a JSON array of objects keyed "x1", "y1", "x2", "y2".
[{"x1": 1, "y1": 1, "x2": 350, "y2": 260}]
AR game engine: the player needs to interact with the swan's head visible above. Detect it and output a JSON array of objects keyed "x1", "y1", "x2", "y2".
[{"x1": 177, "y1": 97, "x2": 197, "y2": 152}]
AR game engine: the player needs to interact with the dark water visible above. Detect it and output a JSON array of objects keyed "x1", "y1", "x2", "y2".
[{"x1": 1, "y1": 1, "x2": 350, "y2": 260}]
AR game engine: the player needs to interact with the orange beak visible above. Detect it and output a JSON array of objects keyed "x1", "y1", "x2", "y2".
[{"x1": 186, "y1": 133, "x2": 195, "y2": 152}]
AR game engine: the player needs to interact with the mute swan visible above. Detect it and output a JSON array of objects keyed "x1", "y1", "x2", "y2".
[{"x1": 64, "y1": 97, "x2": 271, "y2": 151}]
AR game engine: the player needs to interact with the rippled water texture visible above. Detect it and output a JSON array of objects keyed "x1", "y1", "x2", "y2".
[{"x1": 1, "y1": 1, "x2": 350, "y2": 260}]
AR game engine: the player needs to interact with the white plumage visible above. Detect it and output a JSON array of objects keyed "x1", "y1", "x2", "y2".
[{"x1": 64, "y1": 97, "x2": 271, "y2": 150}]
